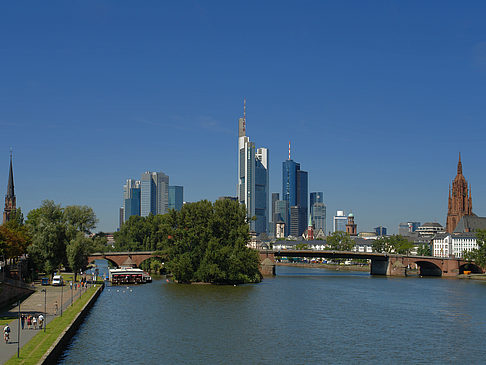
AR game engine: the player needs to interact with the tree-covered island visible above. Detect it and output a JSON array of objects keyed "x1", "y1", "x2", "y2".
[{"x1": 115, "y1": 199, "x2": 262, "y2": 284}]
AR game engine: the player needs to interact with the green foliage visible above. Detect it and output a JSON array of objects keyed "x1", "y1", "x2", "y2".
[
  {"x1": 464, "y1": 230, "x2": 486, "y2": 269},
  {"x1": 326, "y1": 231, "x2": 354, "y2": 251},
  {"x1": 117, "y1": 199, "x2": 262, "y2": 284},
  {"x1": 64, "y1": 205, "x2": 98, "y2": 239},
  {"x1": 67, "y1": 232, "x2": 91, "y2": 280},
  {"x1": 371, "y1": 235, "x2": 414, "y2": 255},
  {"x1": 295, "y1": 243, "x2": 309, "y2": 250},
  {"x1": 417, "y1": 244, "x2": 431, "y2": 256}
]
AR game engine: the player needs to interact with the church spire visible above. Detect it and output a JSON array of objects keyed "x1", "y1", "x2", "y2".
[
  {"x1": 6, "y1": 150, "x2": 14, "y2": 199},
  {"x1": 457, "y1": 152, "x2": 462, "y2": 175}
]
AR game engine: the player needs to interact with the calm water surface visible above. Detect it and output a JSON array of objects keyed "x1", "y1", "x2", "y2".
[{"x1": 59, "y1": 266, "x2": 486, "y2": 364}]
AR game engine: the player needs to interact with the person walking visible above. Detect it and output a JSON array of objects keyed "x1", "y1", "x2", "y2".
[
  {"x1": 54, "y1": 301, "x2": 58, "y2": 315},
  {"x1": 21, "y1": 314, "x2": 25, "y2": 330},
  {"x1": 27, "y1": 315, "x2": 32, "y2": 329},
  {"x1": 32, "y1": 315, "x2": 37, "y2": 330},
  {"x1": 38, "y1": 314, "x2": 44, "y2": 329}
]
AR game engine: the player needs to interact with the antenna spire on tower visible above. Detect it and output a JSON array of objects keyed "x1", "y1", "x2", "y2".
[{"x1": 288, "y1": 141, "x2": 291, "y2": 160}]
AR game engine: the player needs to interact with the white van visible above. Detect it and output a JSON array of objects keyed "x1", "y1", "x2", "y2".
[{"x1": 52, "y1": 275, "x2": 63, "y2": 286}]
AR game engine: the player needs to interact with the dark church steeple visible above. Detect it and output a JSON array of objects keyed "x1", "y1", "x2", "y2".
[{"x1": 3, "y1": 150, "x2": 16, "y2": 224}]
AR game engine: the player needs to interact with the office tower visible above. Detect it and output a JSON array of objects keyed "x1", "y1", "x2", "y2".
[
  {"x1": 271, "y1": 193, "x2": 279, "y2": 220},
  {"x1": 312, "y1": 202, "x2": 326, "y2": 233},
  {"x1": 123, "y1": 179, "x2": 141, "y2": 222},
  {"x1": 119, "y1": 207, "x2": 124, "y2": 230},
  {"x1": 141, "y1": 171, "x2": 169, "y2": 217},
  {"x1": 169, "y1": 186, "x2": 184, "y2": 211},
  {"x1": 3, "y1": 151, "x2": 16, "y2": 224},
  {"x1": 398, "y1": 222, "x2": 420, "y2": 236},
  {"x1": 333, "y1": 210, "x2": 347, "y2": 232},
  {"x1": 237, "y1": 100, "x2": 269, "y2": 234},
  {"x1": 310, "y1": 192, "x2": 323, "y2": 210},
  {"x1": 274, "y1": 200, "x2": 289, "y2": 234},
  {"x1": 282, "y1": 144, "x2": 308, "y2": 236},
  {"x1": 374, "y1": 226, "x2": 387, "y2": 236}
]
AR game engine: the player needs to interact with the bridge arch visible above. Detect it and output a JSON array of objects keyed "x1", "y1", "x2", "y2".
[
  {"x1": 88, "y1": 256, "x2": 119, "y2": 268},
  {"x1": 137, "y1": 255, "x2": 163, "y2": 267},
  {"x1": 414, "y1": 261, "x2": 442, "y2": 276},
  {"x1": 459, "y1": 263, "x2": 483, "y2": 274}
]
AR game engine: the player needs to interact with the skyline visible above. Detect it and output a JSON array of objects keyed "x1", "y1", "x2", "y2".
[{"x1": 1, "y1": 2, "x2": 486, "y2": 233}]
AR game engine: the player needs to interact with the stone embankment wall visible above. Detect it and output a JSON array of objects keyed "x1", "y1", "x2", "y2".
[
  {"x1": 0, "y1": 281, "x2": 34, "y2": 309},
  {"x1": 39, "y1": 284, "x2": 104, "y2": 365}
]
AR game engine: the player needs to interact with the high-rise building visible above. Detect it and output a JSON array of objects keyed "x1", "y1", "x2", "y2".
[
  {"x1": 141, "y1": 171, "x2": 169, "y2": 217},
  {"x1": 333, "y1": 210, "x2": 347, "y2": 232},
  {"x1": 274, "y1": 200, "x2": 289, "y2": 234},
  {"x1": 237, "y1": 100, "x2": 269, "y2": 234},
  {"x1": 3, "y1": 151, "x2": 16, "y2": 224},
  {"x1": 310, "y1": 192, "x2": 326, "y2": 234},
  {"x1": 282, "y1": 145, "x2": 308, "y2": 236},
  {"x1": 169, "y1": 186, "x2": 184, "y2": 211},
  {"x1": 374, "y1": 226, "x2": 387, "y2": 236},
  {"x1": 446, "y1": 154, "x2": 473, "y2": 233},
  {"x1": 123, "y1": 179, "x2": 141, "y2": 222},
  {"x1": 398, "y1": 222, "x2": 420, "y2": 236}
]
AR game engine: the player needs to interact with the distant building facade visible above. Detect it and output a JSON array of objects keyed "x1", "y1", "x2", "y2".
[
  {"x1": 333, "y1": 211, "x2": 347, "y2": 232},
  {"x1": 398, "y1": 222, "x2": 420, "y2": 236},
  {"x1": 432, "y1": 232, "x2": 478, "y2": 258},
  {"x1": 446, "y1": 154, "x2": 473, "y2": 233},
  {"x1": 374, "y1": 226, "x2": 387, "y2": 236},
  {"x1": 169, "y1": 186, "x2": 184, "y2": 211},
  {"x1": 237, "y1": 101, "x2": 269, "y2": 234},
  {"x1": 141, "y1": 171, "x2": 169, "y2": 217},
  {"x1": 123, "y1": 179, "x2": 141, "y2": 222},
  {"x1": 310, "y1": 192, "x2": 326, "y2": 234},
  {"x1": 346, "y1": 213, "x2": 357, "y2": 236},
  {"x1": 416, "y1": 222, "x2": 445, "y2": 236}
]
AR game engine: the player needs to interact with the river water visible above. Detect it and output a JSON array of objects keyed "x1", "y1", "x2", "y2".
[{"x1": 58, "y1": 265, "x2": 486, "y2": 364}]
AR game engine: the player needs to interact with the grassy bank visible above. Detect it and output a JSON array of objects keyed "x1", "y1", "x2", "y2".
[
  {"x1": 5, "y1": 285, "x2": 99, "y2": 365},
  {"x1": 277, "y1": 262, "x2": 370, "y2": 272}
]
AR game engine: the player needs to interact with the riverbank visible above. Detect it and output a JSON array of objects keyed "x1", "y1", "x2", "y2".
[
  {"x1": 457, "y1": 273, "x2": 486, "y2": 281},
  {"x1": 3, "y1": 283, "x2": 103, "y2": 365},
  {"x1": 277, "y1": 262, "x2": 370, "y2": 272}
]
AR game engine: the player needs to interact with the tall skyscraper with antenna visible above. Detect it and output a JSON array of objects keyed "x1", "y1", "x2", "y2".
[{"x1": 237, "y1": 100, "x2": 269, "y2": 234}]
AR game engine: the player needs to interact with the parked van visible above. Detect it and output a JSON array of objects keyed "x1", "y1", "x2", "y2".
[{"x1": 52, "y1": 275, "x2": 63, "y2": 286}]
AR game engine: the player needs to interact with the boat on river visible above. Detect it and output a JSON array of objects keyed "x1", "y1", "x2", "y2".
[{"x1": 109, "y1": 267, "x2": 151, "y2": 285}]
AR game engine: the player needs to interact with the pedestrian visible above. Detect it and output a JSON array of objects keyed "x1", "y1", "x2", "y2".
[
  {"x1": 27, "y1": 315, "x2": 31, "y2": 329},
  {"x1": 32, "y1": 315, "x2": 37, "y2": 330},
  {"x1": 38, "y1": 314, "x2": 44, "y2": 329},
  {"x1": 21, "y1": 314, "x2": 25, "y2": 330},
  {"x1": 54, "y1": 301, "x2": 58, "y2": 315}
]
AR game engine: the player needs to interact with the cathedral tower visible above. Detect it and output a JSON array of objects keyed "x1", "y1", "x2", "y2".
[
  {"x1": 3, "y1": 151, "x2": 16, "y2": 224},
  {"x1": 446, "y1": 154, "x2": 473, "y2": 233}
]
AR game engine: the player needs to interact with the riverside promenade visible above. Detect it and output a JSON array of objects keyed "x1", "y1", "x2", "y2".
[{"x1": 0, "y1": 280, "x2": 92, "y2": 364}]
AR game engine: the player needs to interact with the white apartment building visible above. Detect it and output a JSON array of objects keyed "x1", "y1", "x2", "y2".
[{"x1": 432, "y1": 233, "x2": 478, "y2": 258}]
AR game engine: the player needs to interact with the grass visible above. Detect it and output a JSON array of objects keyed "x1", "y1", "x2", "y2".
[
  {"x1": 0, "y1": 316, "x2": 17, "y2": 326},
  {"x1": 5, "y1": 285, "x2": 100, "y2": 365}
]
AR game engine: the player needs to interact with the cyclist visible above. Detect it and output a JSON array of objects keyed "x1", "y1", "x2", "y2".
[{"x1": 3, "y1": 324, "x2": 10, "y2": 344}]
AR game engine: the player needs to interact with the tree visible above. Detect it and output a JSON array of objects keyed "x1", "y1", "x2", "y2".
[
  {"x1": 26, "y1": 200, "x2": 67, "y2": 277},
  {"x1": 371, "y1": 235, "x2": 414, "y2": 255},
  {"x1": 67, "y1": 232, "x2": 90, "y2": 281},
  {"x1": 372, "y1": 237, "x2": 394, "y2": 253},
  {"x1": 326, "y1": 231, "x2": 354, "y2": 251},
  {"x1": 464, "y1": 230, "x2": 486, "y2": 269},
  {"x1": 64, "y1": 205, "x2": 98, "y2": 240},
  {"x1": 417, "y1": 244, "x2": 431, "y2": 256},
  {"x1": 295, "y1": 243, "x2": 309, "y2": 250}
]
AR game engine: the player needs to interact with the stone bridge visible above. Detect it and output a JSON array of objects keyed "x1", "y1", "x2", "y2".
[
  {"x1": 258, "y1": 250, "x2": 483, "y2": 277},
  {"x1": 88, "y1": 251, "x2": 161, "y2": 268}
]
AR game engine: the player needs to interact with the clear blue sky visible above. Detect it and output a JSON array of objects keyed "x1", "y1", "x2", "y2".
[{"x1": 1, "y1": 1, "x2": 486, "y2": 233}]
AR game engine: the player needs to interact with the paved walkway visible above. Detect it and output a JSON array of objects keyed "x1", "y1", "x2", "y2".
[{"x1": 0, "y1": 282, "x2": 90, "y2": 364}]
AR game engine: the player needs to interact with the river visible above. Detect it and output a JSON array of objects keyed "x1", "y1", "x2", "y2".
[{"x1": 58, "y1": 265, "x2": 486, "y2": 364}]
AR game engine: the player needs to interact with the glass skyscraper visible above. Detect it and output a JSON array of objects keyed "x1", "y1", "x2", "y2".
[
  {"x1": 310, "y1": 192, "x2": 326, "y2": 234},
  {"x1": 141, "y1": 171, "x2": 169, "y2": 217},
  {"x1": 169, "y1": 185, "x2": 184, "y2": 211},
  {"x1": 282, "y1": 157, "x2": 308, "y2": 236},
  {"x1": 123, "y1": 179, "x2": 141, "y2": 222},
  {"x1": 237, "y1": 101, "x2": 269, "y2": 234}
]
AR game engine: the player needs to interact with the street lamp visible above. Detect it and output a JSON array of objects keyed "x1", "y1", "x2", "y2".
[
  {"x1": 41, "y1": 289, "x2": 47, "y2": 332},
  {"x1": 60, "y1": 279, "x2": 63, "y2": 317},
  {"x1": 17, "y1": 299, "x2": 20, "y2": 358}
]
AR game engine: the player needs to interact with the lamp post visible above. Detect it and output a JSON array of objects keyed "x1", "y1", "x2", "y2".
[
  {"x1": 71, "y1": 279, "x2": 73, "y2": 306},
  {"x1": 41, "y1": 289, "x2": 47, "y2": 332},
  {"x1": 17, "y1": 299, "x2": 20, "y2": 358},
  {"x1": 60, "y1": 279, "x2": 63, "y2": 317}
]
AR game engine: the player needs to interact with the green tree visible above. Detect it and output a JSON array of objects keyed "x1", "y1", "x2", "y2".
[
  {"x1": 64, "y1": 205, "x2": 98, "y2": 240},
  {"x1": 295, "y1": 243, "x2": 309, "y2": 250},
  {"x1": 464, "y1": 230, "x2": 486, "y2": 269},
  {"x1": 371, "y1": 235, "x2": 414, "y2": 255},
  {"x1": 326, "y1": 231, "x2": 354, "y2": 251},
  {"x1": 417, "y1": 244, "x2": 431, "y2": 256},
  {"x1": 26, "y1": 200, "x2": 67, "y2": 277},
  {"x1": 372, "y1": 237, "x2": 393, "y2": 253},
  {"x1": 67, "y1": 232, "x2": 91, "y2": 281}
]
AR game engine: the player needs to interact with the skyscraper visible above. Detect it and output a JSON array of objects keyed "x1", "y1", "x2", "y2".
[
  {"x1": 310, "y1": 192, "x2": 326, "y2": 234},
  {"x1": 333, "y1": 210, "x2": 347, "y2": 232},
  {"x1": 282, "y1": 144, "x2": 308, "y2": 236},
  {"x1": 3, "y1": 151, "x2": 16, "y2": 224},
  {"x1": 237, "y1": 100, "x2": 269, "y2": 234},
  {"x1": 169, "y1": 185, "x2": 184, "y2": 211},
  {"x1": 141, "y1": 171, "x2": 169, "y2": 217},
  {"x1": 123, "y1": 179, "x2": 141, "y2": 222}
]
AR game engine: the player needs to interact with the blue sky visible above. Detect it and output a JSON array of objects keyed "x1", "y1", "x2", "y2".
[{"x1": 1, "y1": 1, "x2": 486, "y2": 233}]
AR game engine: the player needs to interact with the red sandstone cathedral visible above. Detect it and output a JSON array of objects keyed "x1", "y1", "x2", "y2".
[{"x1": 446, "y1": 154, "x2": 473, "y2": 233}]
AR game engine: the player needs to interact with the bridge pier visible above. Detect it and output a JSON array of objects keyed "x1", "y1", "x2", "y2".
[
  {"x1": 259, "y1": 251, "x2": 276, "y2": 276},
  {"x1": 370, "y1": 259, "x2": 388, "y2": 275}
]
